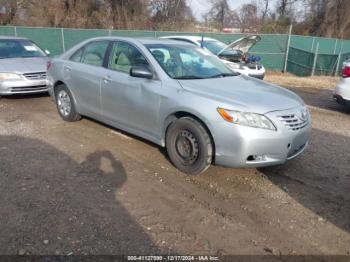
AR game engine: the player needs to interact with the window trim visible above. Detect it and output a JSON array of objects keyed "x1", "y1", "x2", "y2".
[
  {"x1": 69, "y1": 46, "x2": 85, "y2": 63},
  {"x1": 105, "y1": 40, "x2": 157, "y2": 79},
  {"x1": 69, "y1": 40, "x2": 110, "y2": 67}
]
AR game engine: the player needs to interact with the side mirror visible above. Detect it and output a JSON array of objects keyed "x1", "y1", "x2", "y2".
[
  {"x1": 130, "y1": 66, "x2": 153, "y2": 79},
  {"x1": 45, "y1": 49, "x2": 51, "y2": 56}
]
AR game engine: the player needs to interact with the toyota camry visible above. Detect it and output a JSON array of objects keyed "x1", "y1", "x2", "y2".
[{"x1": 47, "y1": 37, "x2": 311, "y2": 174}]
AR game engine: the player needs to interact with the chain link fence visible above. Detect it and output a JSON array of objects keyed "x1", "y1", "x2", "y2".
[
  {"x1": 1, "y1": 25, "x2": 349, "y2": 76},
  {"x1": 288, "y1": 35, "x2": 350, "y2": 76}
]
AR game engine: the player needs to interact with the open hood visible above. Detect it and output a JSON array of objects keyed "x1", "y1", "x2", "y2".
[{"x1": 217, "y1": 35, "x2": 261, "y2": 56}]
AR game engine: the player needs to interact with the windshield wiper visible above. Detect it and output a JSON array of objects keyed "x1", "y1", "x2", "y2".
[
  {"x1": 174, "y1": 75, "x2": 204, "y2": 79},
  {"x1": 208, "y1": 73, "x2": 238, "y2": 78}
]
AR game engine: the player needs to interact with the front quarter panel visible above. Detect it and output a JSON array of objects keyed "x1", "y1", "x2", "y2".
[
  {"x1": 158, "y1": 79, "x2": 230, "y2": 148},
  {"x1": 47, "y1": 58, "x2": 66, "y2": 99}
]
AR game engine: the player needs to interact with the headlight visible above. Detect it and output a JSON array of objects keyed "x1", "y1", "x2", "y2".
[
  {"x1": 217, "y1": 108, "x2": 276, "y2": 130},
  {"x1": 0, "y1": 73, "x2": 22, "y2": 81}
]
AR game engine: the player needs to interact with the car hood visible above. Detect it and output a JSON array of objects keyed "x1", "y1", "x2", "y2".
[
  {"x1": 217, "y1": 35, "x2": 261, "y2": 55},
  {"x1": 178, "y1": 75, "x2": 303, "y2": 114},
  {"x1": 0, "y1": 57, "x2": 48, "y2": 73}
]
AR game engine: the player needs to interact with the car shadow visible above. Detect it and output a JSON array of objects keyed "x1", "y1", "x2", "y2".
[
  {"x1": 0, "y1": 135, "x2": 163, "y2": 255},
  {"x1": 0, "y1": 92, "x2": 50, "y2": 100},
  {"x1": 259, "y1": 128, "x2": 350, "y2": 234},
  {"x1": 82, "y1": 115, "x2": 172, "y2": 162}
]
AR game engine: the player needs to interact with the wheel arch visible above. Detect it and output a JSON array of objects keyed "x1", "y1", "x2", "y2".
[
  {"x1": 163, "y1": 110, "x2": 216, "y2": 161},
  {"x1": 53, "y1": 80, "x2": 79, "y2": 108}
]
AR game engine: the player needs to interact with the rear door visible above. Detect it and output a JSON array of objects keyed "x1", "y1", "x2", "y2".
[{"x1": 63, "y1": 40, "x2": 110, "y2": 117}]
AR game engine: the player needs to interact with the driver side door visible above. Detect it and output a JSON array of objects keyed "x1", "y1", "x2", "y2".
[{"x1": 101, "y1": 41, "x2": 162, "y2": 140}]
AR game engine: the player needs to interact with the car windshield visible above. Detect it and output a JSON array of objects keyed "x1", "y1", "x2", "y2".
[
  {"x1": 146, "y1": 44, "x2": 237, "y2": 79},
  {"x1": 197, "y1": 40, "x2": 242, "y2": 56},
  {"x1": 0, "y1": 39, "x2": 46, "y2": 59}
]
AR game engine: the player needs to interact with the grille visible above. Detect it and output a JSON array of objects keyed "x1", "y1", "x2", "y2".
[
  {"x1": 23, "y1": 72, "x2": 47, "y2": 80},
  {"x1": 278, "y1": 114, "x2": 309, "y2": 131},
  {"x1": 247, "y1": 64, "x2": 262, "y2": 70},
  {"x1": 10, "y1": 85, "x2": 47, "y2": 92}
]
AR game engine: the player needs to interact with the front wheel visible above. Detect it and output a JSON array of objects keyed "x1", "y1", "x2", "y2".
[{"x1": 166, "y1": 117, "x2": 213, "y2": 175}]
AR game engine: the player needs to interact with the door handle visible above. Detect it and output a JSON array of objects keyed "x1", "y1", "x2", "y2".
[
  {"x1": 64, "y1": 65, "x2": 72, "y2": 72},
  {"x1": 103, "y1": 75, "x2": 112, "y2": 84}
]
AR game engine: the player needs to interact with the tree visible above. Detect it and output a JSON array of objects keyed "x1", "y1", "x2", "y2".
[
  {"x1": 0, "y1": 0, "x2": 27, "y2": 25},
  {"x1": 261, "y1": 0, "x2": 269, "y2": 22},
  {"x1": 293, "y1": 0, "x2": 350, "y2": 38},
  {"x1": 318, "y1": 0, "x2": 350, "y2": 38},
  {"x1": 204, "y1": 0, "x2": 239, "y2": 30},
  {"x1": 104, "y1": 0, "x2": 150, "y2": 29},
  {"x1": 275, "y1": 0, "x2": 300, "y2": 18},
  {"x1": 237, "y1": 3, "x2": 259, "y2": 33},
  {"x1": 19, "y1": 0, "x2": 150, "y2": 29},
  {"x1": 149, "y1": 0, "x2": 194, "y2": 30}
]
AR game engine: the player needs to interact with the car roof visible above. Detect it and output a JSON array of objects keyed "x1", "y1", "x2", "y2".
[
  {"x1": 83, "y1": 36, "x2": 195, "y2": 46},
  {"x1": 0, "y1": 36, "x2": 29, "y2": 40},
  {"x1": 161, "y1": 35, "x2": 217, "y2": 42}
]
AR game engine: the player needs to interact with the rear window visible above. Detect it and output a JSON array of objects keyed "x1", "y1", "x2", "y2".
[{"x1": 0, "y1": 39, "x2": 46, "y2": 59}]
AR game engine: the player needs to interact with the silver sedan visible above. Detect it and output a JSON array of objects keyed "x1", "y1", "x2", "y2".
[
  {"x1": 47, "y1": 37, "x2": 311, "y2": 174},
  {"x1": 0, "y1": 36, "x2": 49, "y2": 95}
]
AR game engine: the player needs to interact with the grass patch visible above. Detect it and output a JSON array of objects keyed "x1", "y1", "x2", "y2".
[{"x1": 265, "y1": 71, "x2": 339, "y2": 90}]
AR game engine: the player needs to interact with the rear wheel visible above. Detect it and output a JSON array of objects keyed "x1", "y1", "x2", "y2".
[
  {"x1": 166, "y1": 117, "x2": 213, "y2": 175},
  {"x1": 55, "y1": 84, "x2": 81, "y2": 122}
]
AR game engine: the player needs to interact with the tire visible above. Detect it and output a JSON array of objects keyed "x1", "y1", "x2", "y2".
[
  {"x1": 166, "y1": 117, "x2": 213, "y2": 175},
  {"x1": 55, "y1": 84, "x2": 81, "y2": 122}
]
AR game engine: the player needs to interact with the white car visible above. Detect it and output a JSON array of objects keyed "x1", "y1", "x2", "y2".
[
  {"x1": 334, "y1": 59, "x2": 350, "y2": 107},
  {"x1": 161, "y1": 35, "x2": 266, "y2": 79}
]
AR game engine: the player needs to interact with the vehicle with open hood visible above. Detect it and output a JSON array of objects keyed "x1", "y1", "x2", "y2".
[{"x1": 161, "y1": 35, "x2": 265, "y2": 79}]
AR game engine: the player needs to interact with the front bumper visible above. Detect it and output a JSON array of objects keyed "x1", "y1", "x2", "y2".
[
  {"x1": 234, "y1": 67, "x2": 265, "y2": 80},
  {"x1": 0, "y1": 79, "x2": 48, "y2": 95},
  {"x1": 213, "y1": 107, "x2": 311, "y2": 168},
  {"x1": 334, "y1": 80, "x2": 350, "y2": 106},
  {"x1": 224, "y1": 61, "x2": 266, "y2": 80},
  {"x1": 333, "y1": 94, "x2": 350, "y2": 106},
  {"x1": 248, "y1": 73, "x2": 265, "y2": 80}
]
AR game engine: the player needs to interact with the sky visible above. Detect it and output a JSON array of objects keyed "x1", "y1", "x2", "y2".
[{"x1": 189, "y1": 0, "x2": 277, "y2": 21}]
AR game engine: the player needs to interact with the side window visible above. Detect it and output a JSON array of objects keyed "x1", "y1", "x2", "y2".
[
  {"x1": 70, "y1": 48, "x2": 84, "y2": 62},
  {"x1": 81, "y1": 41, "x2": 109, "y2": 67},
  {"x1": 108, "y1": 41, "x2": 149, "y2": 74}
]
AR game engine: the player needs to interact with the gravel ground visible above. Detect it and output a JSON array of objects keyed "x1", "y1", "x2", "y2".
[{"x1": 0, "y1": 85, "x2": 349, "y2": 256}]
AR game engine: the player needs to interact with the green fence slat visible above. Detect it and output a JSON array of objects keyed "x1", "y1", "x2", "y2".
[
  {"x1": 0, "y1": 26, "x2": 15, "y2": 36},
  {"x1": 15, "y1": 27, "x2": 63, "y2": 55},
  {"x1": 63, "y1": 29, "x2": 110, "y2": 51}
]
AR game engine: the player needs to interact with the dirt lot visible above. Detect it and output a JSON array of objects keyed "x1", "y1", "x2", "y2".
[{"x1": 0, "y1": 78, "x2": 349, "y2": 256}]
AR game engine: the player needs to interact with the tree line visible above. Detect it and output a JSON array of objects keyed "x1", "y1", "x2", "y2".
[{"x1": 0, "y1": 0, "x2": 349, "y2": 38}]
